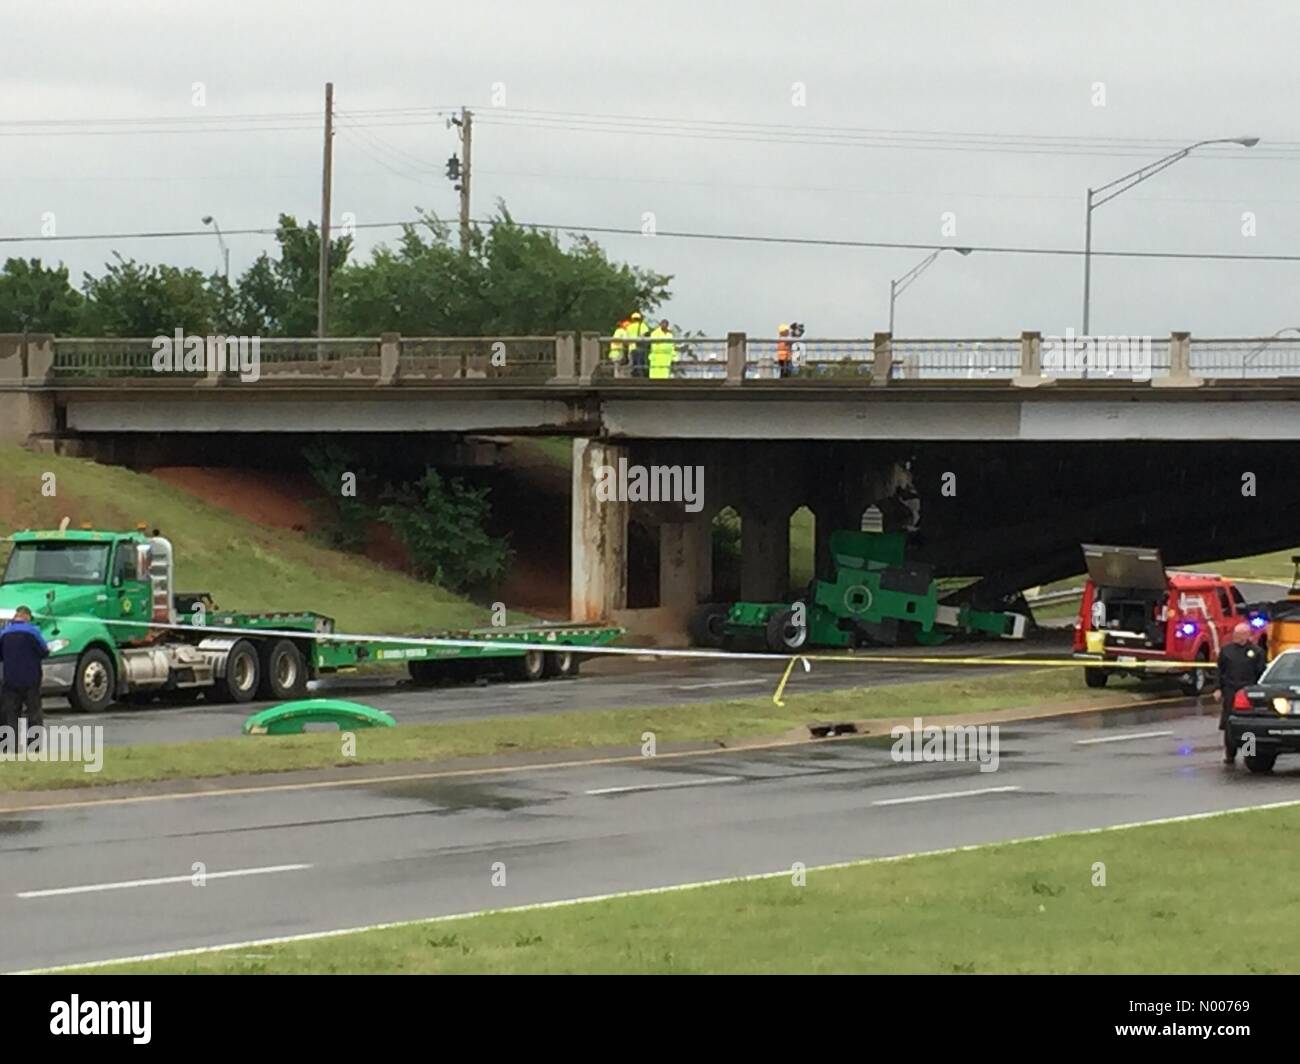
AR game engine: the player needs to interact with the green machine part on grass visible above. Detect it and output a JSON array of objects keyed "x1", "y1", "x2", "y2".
[
  {"x1": 702, "y1": 530, "x2": 1026, "y2": 652},
  {"x1": 242, "y1": 699, "x2": 396, "y2": 735}
]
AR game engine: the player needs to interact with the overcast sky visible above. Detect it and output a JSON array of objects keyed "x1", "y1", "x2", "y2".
[{"x1": 4, "y1": 0, "x2": 1297, "y2": 338}]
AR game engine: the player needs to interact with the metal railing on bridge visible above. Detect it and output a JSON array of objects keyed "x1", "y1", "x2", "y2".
[{"x1": 18, "y1": 331, "x2": 1300, "y2": 387}]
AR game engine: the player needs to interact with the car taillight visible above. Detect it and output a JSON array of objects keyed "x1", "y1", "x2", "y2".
[{"x1": 1233, "y1": 689, "x2": 1252, "y2": 711}]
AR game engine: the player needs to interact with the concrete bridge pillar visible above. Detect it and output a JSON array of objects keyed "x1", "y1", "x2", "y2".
[
  {"x1": 658, "y1": 518, "x2": 706, "y2": 615},
  {"x1": 813, "y1": 499, "x2": 857, "y2": 579},
  {"x1": 570, "y1": 438, "x2": 628, "y2": 621},
  {"x1": 739, "y1": 509, "x2": 789, "y2": 601}
]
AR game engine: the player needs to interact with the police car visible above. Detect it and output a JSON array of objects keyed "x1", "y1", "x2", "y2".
[{"x1": 1227, "y1": 648, "x2": 1300, "y2": 774}]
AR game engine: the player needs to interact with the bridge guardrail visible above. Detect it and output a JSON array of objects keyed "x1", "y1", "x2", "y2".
[{"x1": 31, "y1": 332, "x2": 1300, "y2": 386}]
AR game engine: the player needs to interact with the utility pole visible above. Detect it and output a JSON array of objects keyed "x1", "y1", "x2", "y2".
[
  {"x1": 317, "y1": 82, "x2": 334, "y2": 343},
  {"x1": 457, "y1": 107, "x2": 472, "y2": 252}
]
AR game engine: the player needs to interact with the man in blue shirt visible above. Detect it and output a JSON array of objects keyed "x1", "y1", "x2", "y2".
[{"x1": 0, "y1": 606, "x2": 49, "y2": 742}]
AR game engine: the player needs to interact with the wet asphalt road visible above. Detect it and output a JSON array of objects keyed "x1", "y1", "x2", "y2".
[
  {"x1": 3, "y1": 699, "x2": 1298, "y2": 971},
  {"x1": 41, "y1": 640, "x2": 1070, "y2": 747}
]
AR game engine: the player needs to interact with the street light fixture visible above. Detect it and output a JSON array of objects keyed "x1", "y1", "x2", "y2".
[
  {"x1": 1082, "y1": 136, "x2": 1258, "y2": 334},
  {"x1": 888, "y1": 246, "x2": 972, "y2": 335},
  {"x1": 201, "y1": 215, "x2": 230, "y2": 284},
  {"x1": 1242, "y1": 326, "x2": 1300, "y2": 377}
]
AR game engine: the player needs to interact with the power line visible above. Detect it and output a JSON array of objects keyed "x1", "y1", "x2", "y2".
[
  {"x1": 5, "y1": 103, "x2": 1297, "y2": 161},
  {"x1": 3, "y1": 215, "x2": 1300, "y2": 263}
]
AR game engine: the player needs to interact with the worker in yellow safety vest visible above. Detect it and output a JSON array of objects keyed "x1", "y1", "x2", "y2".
[
  {"x1": 625, "y1": 311, "x2": 652, "y2": 376},
  {"x1": 610, "y1": 318, "x2": 630, "y2": 367},
  {"x1": 648, "y1": 320, "x2": 677, "y2": 379}
]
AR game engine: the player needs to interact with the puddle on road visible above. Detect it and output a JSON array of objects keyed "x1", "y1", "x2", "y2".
[
  {"x1": 0, "y1": 819, "x2": 42, "y2": 837},
  {"x1": 369, "y1": 779, "x2": 541, "y2": 813}
]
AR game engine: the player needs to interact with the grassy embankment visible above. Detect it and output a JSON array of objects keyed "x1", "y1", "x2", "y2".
[{"x1": 0, "y1": 445, "x2": 487, "y2": 633}]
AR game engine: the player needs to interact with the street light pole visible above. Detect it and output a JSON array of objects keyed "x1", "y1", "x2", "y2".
[
  {"x1": 888, "y1": 246, "x2": 971, "y2": 336},
  {"x1": 1081, "y1": 136, "x2": 1258, "y2": 334},
  {"x1": 1242, "y1": 326, "x2": 1300, "y2": 377},
  {"x1": 201, "y1": 215, "x2": 229, "y2": 283}
]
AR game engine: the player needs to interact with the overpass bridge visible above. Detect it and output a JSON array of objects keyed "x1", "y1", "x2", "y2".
[
  {"x1": 5, "y1": 331, "x2": 1300, "y2": 640},
  {"x1": 5, "y1": 331, "x2": 1300, "y2": 440}
]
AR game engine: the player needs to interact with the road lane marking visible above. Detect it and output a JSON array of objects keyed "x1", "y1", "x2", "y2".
[
  {"x1": 586, "y1": 776, "x2": 744, "y2": 796},
  {"x1": 17, "y1": 863, "x2": 311, "y2": 899},
  {"x1": 872, "y1": 785, "x2": 1020, "y2": 806},
  {"x1": 676, "y1": 679, "x2": 768, "y2": 691},
  {"x1": 1075, "y1": 730, "x2": 1174, "y2": 746},
  {"x1": 0, "y1": 692, "x2": 1188, "y2": 816},
  {"x1": 25, "y1": 796, "x2": 1300, "y2": 974}
]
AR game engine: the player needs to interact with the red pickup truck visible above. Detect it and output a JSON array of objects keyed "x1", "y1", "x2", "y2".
[{"x1": 1072, "y1": 544, "x2": 1268, "y2": 695}]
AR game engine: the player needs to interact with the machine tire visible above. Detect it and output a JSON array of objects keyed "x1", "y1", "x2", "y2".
[
  {"x1": 69, "y1": 647, "x2": 117, "y2": 713},
  {"x1": 1178, "y1": 648, "x2": 1211, "y2": 697},
  {"x1": 506, "y1": 649, "x2": 546, "y2": 682},
  {"x1": 543, "y1": 650, "x2": 580, "y2": 679},
  {"x1": 257, "y1": 639, "x2": 306, "y2": 700},
  {"x1": 765, "y1": 607, "x2": 809, "y2": 653},
  {"x1": 1245, "y1": 750, "x2": 1278, "y2": 775},
  {"x1": 689, "y1": 605, "x2": 729, "y2": 648},
  {"x1": 1084, "y1": 667, "x2": 1108, "y2": 689},
  {"x1": 214, "y1": 639, "x2": 260, "y2": 704}
]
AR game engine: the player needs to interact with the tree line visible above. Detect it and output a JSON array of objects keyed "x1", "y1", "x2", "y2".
[{"x1": 0, "y1": 205, "x2": 672, "y2": 337}]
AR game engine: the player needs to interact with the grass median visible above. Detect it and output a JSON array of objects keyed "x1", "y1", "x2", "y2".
[
  {"x1": 80, "y1": 803, "x2": 1300, "y2": 974},
  {"x1": 0, "y1": 667, "x2": 1160, "y2": 792}
]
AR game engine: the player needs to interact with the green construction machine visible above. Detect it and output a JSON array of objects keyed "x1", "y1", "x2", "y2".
[{"x1": 691, "y1": 529, "x2": 1028, "y2": 652}]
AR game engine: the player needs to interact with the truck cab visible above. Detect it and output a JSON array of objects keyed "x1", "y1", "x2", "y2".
[
  {"x1": 0, "y1": 528, "x2": 170, "y2": 707},
  {"x1": 1072, "y1": 544, "x2": 1266, "y2": 694}
]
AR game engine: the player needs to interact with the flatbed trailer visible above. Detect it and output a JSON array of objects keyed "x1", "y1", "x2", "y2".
[
  {"x1": 313, "y1": 621, "x2": 623, "y2": 683},
  {"x1": 0, "y1": 527, "x2": 622, "y2": 712}
]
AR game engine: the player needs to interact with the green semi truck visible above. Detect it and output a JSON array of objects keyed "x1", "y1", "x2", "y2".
[
  {"x1": 692, "y1": 529, "x2": 1028, "y2": 652},
  {"x1": 0, "y1": 526, "x2": 622, "y2": 712}
]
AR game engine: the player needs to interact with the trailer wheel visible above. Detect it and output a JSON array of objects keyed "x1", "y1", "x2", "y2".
[
  {"x1": 69, "y1": 647, "x2": 117, "y2": 713},
  {"x1": 543, "y1": 650, "x2": 580, "y2": 679},
  {"x1": 408, "y1": 660, "x2": 446, "y2": 686},
  {"x1": 257, "y1": 639, "x2": 306, "y2": 700},
  {"x1": 506, "y1": 649, "x2": 546, "y2": 682},
  {"x1": 215, "y1": 640, "x2": 260, "y2": 704},
  {"x1": 1084, "y1": 667, "x2": 1108, "y2": 689},
  {"x1": 689, "y1": 605, "x2": 729, "y2": 648},
  {"x1": 765, "y1": 608, "x2": 809, "y2": 652}
]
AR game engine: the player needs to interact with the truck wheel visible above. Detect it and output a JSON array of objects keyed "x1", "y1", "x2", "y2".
[
  {"x1": 215, "y1": 640, "x2": 260, "y2": 704},
  {"x1": 543, "y1": 650, "x2": 580, "y2": 679},
  {"x1": 257, "y1": 639, "x2": 306, "y2": 700},
  {"x1": 506, "y1": 649, "x2": 546, "y2": 682},
  {"x1": 1178, "y1": 649, "x2": 1211, "y2": 697},
  {"x1": 765, "y1": 607, "x2": 809, "y2": 652},
  {"x1": 1245, "y1": 751, "x2": 1278, "y2": 775},
  {"x1": 1084, "y1": 667, "x2": 1108, "y2": 689},
  {"x1": 69, "y1": 647, "x2": 116, "y2": 713},
  {"x1": 408, "y1": 660, "x2": 446, "y2": 686},
  {"x1": 689, "y1": 605, "x2": 729, "y2": 648}
]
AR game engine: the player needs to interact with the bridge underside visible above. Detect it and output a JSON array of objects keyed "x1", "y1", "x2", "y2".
[
  {"x1": 562, "y1": 438, "x2": 1300, "y2": 638},
  {"x1": 20, "y1": 415, "x2": 1300, "y2": 641}
]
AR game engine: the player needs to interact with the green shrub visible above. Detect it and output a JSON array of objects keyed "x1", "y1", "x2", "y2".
[{"x1": 381, "y1": 470, "x2": 511, "y2": 593}]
